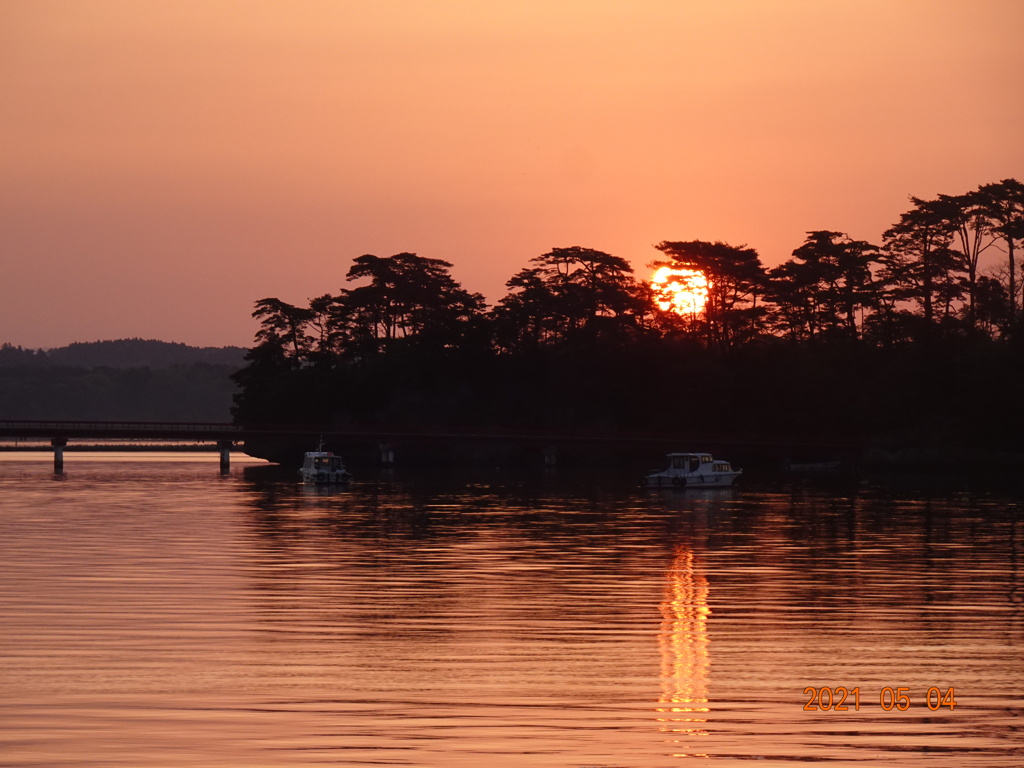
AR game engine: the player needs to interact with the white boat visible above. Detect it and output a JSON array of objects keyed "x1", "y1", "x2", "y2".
[
  {"x1": 299, "y1": 450, "x2": 351, "y2": 484},
  {"x1": 645, "y1": 452, "x2": 742, "y2": 488}
]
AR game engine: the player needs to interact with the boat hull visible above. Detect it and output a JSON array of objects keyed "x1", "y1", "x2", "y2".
[
  {"x1": 299, "y1": 469, "x2": 351, "y2": 484},
  {"x1": 644, "y1": 471, "x2": 741, "y2": 488}
]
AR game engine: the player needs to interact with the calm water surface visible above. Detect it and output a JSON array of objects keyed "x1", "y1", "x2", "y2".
[{"x1": 1, "y1": 454, "x2": 1022, "y2": 767}]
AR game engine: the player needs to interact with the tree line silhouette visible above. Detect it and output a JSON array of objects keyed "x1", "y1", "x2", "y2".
[
  {"x1": 233, "y1": 179, "x2": 1024, "y2": 465},
  {"x1": 0, "y1": 340, "x2": 244, "y2": 421}
]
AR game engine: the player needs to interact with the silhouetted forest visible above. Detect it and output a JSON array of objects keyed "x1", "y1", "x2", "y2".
[
  {"x1": 0, "y1": 339, "x2": 246, "y2": 369},
  {"x1": 0, "y1": 339, "x2": 245, "y2": 421},
  {"x1": 231, "y1": 178, "x2": 1024, "y2": 466}
]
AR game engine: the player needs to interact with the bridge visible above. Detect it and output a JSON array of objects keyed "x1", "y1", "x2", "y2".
[
  {"x1": 0, "y1": 420, "x2": 249, "y2": 473},
  {"x1": 0, "y1": 419, "x2": 677, "y2": 472},
  {"x1": 0, "y1": 419, "x2": 858, "y2": 474}
]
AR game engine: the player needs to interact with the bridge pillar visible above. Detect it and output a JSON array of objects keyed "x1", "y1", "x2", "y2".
[
  {"x1": 218, "y1": 440, "x2": 232, "y2": 475},
  {"x1": 51, "y1": 437, "x2": 67, "y2": 474}
]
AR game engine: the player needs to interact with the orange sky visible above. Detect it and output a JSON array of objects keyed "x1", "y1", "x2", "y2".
[{"x1": 2, "y1": 1, "x2": 1022, "y2": 348}]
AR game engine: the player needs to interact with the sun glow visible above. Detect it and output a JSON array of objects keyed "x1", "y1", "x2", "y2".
[{"x1": 651, "y1": 267, "x2": 709, "y2": 317}]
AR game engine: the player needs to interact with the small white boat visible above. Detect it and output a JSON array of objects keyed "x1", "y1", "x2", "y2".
[
  {"x1": 645, "y1": 452, "x2": 742, "y2": 488},
  {"x1": 299, "y1": 450, "x2": 351, "y2": 484}
]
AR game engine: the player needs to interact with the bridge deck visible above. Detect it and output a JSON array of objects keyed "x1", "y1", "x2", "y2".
[{"x1": 0, "y1": 419, "x2": 857, "y2": 448}]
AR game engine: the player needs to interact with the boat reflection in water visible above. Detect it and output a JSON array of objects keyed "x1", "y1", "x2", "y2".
[{"x1": 657, "y1": 545, "x2": 710, "y2": 758}]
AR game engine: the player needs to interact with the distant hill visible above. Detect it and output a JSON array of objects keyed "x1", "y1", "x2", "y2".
[
  {"x1": 0, "y1": 339, "x2": 248, "y2": 422},
  {"x1": 0, "y1": 339, "x2": 247, "y2": 369}
]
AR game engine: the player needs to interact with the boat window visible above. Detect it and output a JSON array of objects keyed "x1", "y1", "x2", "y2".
[
  {"x1": 671, "y1": 456, "x2": 685, "y2": 469},
  {"x1": 701, "y1": 455, "x2": 712, "y2": 463},
  {"x1": 689, "y1": 457, "x2": 700, "y2": 472}
]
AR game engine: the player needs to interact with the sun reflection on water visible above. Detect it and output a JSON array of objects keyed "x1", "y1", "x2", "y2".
[{"x1": 657, "y1": 545, "x2": 710, "y2": 757}]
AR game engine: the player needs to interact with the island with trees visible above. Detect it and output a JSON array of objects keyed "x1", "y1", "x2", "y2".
[{"x1": 231, "y1": 178, "x2": 1024, "y2": 469}]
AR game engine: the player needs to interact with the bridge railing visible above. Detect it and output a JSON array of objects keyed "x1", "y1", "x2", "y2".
[
  {"x1": 0, "y1": 420, "x2": 244, "y2": 440},
  {"x1": 0, "y1": 420, "x2": 239, "y2": 430}
]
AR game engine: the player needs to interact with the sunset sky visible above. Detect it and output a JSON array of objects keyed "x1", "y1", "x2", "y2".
[{"x1": 2, "y1": 1, "x2": 1023, "y2": 349}]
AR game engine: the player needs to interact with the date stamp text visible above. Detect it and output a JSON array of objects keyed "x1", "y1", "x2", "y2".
[{"x1": 803, "y1": 686, "x2": 957, "y2": 712}]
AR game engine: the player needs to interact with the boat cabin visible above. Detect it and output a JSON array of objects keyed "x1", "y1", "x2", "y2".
[
  {"x1": 668, "y1": 453, "x2": 714, "y2": 473},
  {"x1": 304, "y1": 453, "x2": 345, "y2": 473}
]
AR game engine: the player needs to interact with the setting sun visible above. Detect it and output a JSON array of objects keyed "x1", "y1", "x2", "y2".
[{"x1": 651, "y1": 267, "x2": 709, "y2": 317}]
